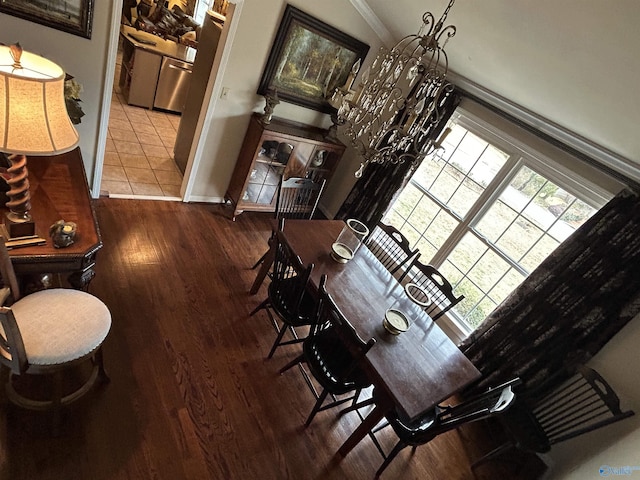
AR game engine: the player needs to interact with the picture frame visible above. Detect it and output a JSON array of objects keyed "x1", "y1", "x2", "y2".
[
  {"x1": 258, "y1": 5, "x2": 369, "y2": 114},
  {"x1": 0, "y1": 0, "x2": 95, "y2": 39}
]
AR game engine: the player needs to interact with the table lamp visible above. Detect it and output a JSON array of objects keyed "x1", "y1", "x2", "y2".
[{"x1": 0, "y1": 43, "x2": 79, "y2": 239}]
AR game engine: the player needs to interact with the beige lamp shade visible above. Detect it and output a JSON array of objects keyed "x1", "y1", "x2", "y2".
[{"x1": 0, "y1": 45, "x2": 79, "y2": 156}]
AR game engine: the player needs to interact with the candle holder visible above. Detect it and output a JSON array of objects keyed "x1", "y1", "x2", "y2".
[{"x1": 330, "y1": 219, "x2": 369, "y2": 263}]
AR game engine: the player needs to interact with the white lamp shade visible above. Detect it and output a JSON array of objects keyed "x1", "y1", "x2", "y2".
[{"x1": 0, "y1": 45, "x2": 79, "y2": 156}]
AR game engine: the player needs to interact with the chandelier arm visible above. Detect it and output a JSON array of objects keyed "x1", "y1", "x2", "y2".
[{"x1": 330, "y1": 0, "x2": 459, "y2": 177}]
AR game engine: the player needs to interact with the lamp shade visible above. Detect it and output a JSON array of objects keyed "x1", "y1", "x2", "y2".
[{"x1": 0, "y1": 44, "x2": 79, "y2": 156}]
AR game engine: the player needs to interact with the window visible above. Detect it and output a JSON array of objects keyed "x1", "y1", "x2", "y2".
[
  {"x1": 384, "y1": 109, "x2": 612, "y2": 333},
  {"x1": 193, "y1": 0, "x2": 213, "y2": 24}
]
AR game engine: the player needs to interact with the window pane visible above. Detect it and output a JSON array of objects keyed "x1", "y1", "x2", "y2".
[
  {"x1": 414, "y1": 209, "x2": 457, "y2": 255},
  {"x1": 448, "y1": 176, "x2": 483, "y2": 217},
  {"x1": 468, "y1": 249, "x2": 510, "y2": 292},
  {"x1": 520, "y1": 234, "x2": 560, "y2": 272},
  {"x1": 549, "y1": 198, "x2": 597, "y2": 242},
  {"x1": 406, "y1": 195, "x2": 439, "y2": 236},
  {"x1": 495, "y1": 217, "x2": 544, "y2": 263},
  {"x1": 469, "y1": 144, "x2": 509, "y2": 187},
  {"x1": 448, "y1": 232, "x2": 485, "y2": 274},
  {"x1": 489, "y1": 268, "x2": 526, "y2": 305},
  {"x1": 476, "y1": 200, "x2": 518, "y2": 243}
]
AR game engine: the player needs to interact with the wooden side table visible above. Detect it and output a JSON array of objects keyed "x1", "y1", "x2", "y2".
[{"x1": 2, "y1": 148, "x2": 102, "y2": 290}]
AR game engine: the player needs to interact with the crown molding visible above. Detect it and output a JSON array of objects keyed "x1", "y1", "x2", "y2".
[
  {"x1": 449, "y1": 71, "x2": 640, "y2": 186},
  {"x1": 348, "y1": 0, "x2": 394, "y2": 45}
]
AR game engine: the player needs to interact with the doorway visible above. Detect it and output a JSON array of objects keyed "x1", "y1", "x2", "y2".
[{"x1": 100, "y1": 1, "x2": 229, "y2": 199}]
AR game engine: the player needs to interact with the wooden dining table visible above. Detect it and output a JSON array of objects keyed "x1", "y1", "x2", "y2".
[{"x1": 252, "y1": 219, "x2": 481, "y2": 455}]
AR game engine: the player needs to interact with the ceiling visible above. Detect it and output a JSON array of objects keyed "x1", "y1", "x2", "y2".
[{"x1": 358, "y1": 0, "x2": 640, "y2": 171}]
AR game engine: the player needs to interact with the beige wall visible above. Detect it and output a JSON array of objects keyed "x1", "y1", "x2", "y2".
[{"x1": 185, "y1": 0, "x2": 384, "y2": 215}]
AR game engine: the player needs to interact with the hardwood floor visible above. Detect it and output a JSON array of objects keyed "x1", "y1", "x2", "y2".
[{"x1": 0, "y1": 199, "x2": 546, "y2": 479}]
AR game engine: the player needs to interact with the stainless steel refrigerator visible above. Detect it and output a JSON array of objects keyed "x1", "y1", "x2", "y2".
[{"x1": 174, "y1": 11, "x2": 224, "y2": 174}]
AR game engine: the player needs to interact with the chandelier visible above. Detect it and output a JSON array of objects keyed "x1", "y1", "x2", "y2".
[{"x1": 328, "y1": 0, "x2": 458, "y2": 177}]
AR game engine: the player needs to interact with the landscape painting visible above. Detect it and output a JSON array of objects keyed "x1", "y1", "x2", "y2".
[
  {"x1": 258, "y1": 5, "x2": 369, "y2": 113},
  {"x1": 0, "y1": 0, "x2": 94, "y2": 39}
]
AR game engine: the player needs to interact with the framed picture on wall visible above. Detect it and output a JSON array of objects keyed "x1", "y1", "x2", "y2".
[
  {"x1": 0, "y1": 0, "x2": 95, "y2": 39},
  {"x1": 258, "y1": 4, "x2": 369, "y2": 114}
]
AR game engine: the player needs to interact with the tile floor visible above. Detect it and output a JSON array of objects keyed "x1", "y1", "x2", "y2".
[{"x1": 100, "y1": 49, "x2": 184, "y2": 199}]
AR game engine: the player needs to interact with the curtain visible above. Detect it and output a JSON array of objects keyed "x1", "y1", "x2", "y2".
[
  {"x1": 336, "y1": 88, "x2": 461, "y2": 231},
  {"x1": 460, "y1": 189, "x2": 640, "y2": 392}
]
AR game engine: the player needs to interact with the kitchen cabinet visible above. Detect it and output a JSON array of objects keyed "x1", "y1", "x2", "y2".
[
  {"x1": 119, "y1": 25, "x2": 196, "y2": 112},
  {"x1": 225, "y1": 113, "x2": 345, "y2": 219}
]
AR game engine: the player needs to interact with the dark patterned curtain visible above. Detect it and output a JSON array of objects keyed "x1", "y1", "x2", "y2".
[
  {"x1": 460, "y1": 189, "x2": 640, "y2": 392},
  {"x1": 336, "y1": 89, "x2": 462, "y2": 231}
]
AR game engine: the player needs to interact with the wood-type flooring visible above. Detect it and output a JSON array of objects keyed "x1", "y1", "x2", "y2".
[{"x1": 0, "y1": 199, "x2": 547, "y2": 479}]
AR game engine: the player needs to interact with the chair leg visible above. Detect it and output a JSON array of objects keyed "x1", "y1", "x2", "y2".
[
  {"x1": 279, "y1": 354, "x2": 304, "y2": 374},
  {"x1": 267, "y1": 322, "x2": 289, "y2": 359},
  {"x1": 340, "y1": 396, "x2": 375, "y2": 416},
  {"x1": 249, "y1": 298, "x2": 269, "y2": 316},
  {"x1": 305, "y1": 389, "x2": 329, "y2": 427},
  {"x1": 95, "y1": 347, "x2": 110, "y2": 384},
  {"x1": 52, "y1": 371, "x2": 63, "y2": 436},
  {"x1": 251, "y1": 249, "x2": 268, "y2": 269},
  {"x1": 375, "y1": 441, "x2": 407, "y2": 478},
  {"x1": 470, "y1": 441, "x2": 514, "y2": 469}
]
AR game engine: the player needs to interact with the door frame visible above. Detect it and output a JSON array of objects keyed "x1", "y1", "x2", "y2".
[{"x1": 94, "y1": 0, "x2": 243, "y2": 201}]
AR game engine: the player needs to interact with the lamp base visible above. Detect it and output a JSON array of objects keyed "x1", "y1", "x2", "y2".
[{"x1": 4, "y1": 212, "x2": 35, "y2": 238}]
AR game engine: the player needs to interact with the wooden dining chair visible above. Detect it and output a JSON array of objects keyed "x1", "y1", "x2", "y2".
[
  {"x1": 251, "y1": 176, "x2": 326, "y2": 270},
  {"x1": 349, "y1": 378, "x2": 521, "y2": 478},
  {"x1": 250, "y1": 230, "x2": 316, "y2": 358},
  {"x1": 0, "y1": 236, "x2": 111, "y2": 434},
  {"x1": 472, "y1": 365, "x2": 634, "y2": 469},
  {"x1": 279, "y1": 274, "x2": 376, "y2": 426},
  {"x1": 365, "y1": 222, "x2": 419, "y2": 277},
  {"x1": 399, "y1": 259, "x2": 464, "y2": 321}
]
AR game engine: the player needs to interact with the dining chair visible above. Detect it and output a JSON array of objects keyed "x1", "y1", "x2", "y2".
[
  {"x1": 472, "y1": 365, "x2": 634, "y2": 469},
  {"x1": 250, "y1": 230, "x2": 316, "y2": 358},
  {"x1": 365, "y1": 222, "x2": 419, "y2": 277},
  {"x1": 350, "y1": 378, "x2": 521, "y2": 478},
  {"x1": 0, "y1": 237, "x2": 111, "y2": 434},
  {"x1": 279, "y1": 274, "x2": 376, "y2": 426},
  {"x1": 399, "y1": 259, "x2": 464, "y2": 321},
  {"x1": 251, "y1": 176, "x2": 326, "y2": 270}
]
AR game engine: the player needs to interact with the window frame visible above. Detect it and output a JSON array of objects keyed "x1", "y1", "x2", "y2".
[{"x1": 386, "y1": 104, "x2": 619, "y2": 339}]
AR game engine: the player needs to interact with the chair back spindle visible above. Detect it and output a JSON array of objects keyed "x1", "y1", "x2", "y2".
[
  {"x1": 365, "y1": 222, "x2": 419, "y2": 277},
  {"x1": 275, "y1": 177, "x2": 326, "y2": 220},
  {"x1": 399, "y1": 260, "x2": 464, "y2": 321}
]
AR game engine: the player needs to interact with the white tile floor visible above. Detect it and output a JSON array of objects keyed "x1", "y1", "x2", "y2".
[{"x1": 100, "y1": 49, "x2": 184, "y2": 198}]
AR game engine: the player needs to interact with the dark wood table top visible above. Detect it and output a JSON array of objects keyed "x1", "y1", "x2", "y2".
[
  {"x1": 3, "y1": 148, "x2": 102, "y2": 277},
  {"x1": 282, "y1": 219, "x2": 481, "y2": 421}
]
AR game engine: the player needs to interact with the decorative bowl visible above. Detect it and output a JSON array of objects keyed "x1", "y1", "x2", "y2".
[
  {"x1": 330, "y1": 242, "x2": 353, "y2": 263},
  {"x1": 383, "y1": 309, "x2": 410, "y2": 335}
]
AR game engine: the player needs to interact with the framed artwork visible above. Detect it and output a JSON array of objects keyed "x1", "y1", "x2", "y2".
[
  {"x1": 0, "y1": 0, "x2": 95, "y2": 39},
  {"x1": 258, "y1": 5, "x2": 369, "y2": 113}
]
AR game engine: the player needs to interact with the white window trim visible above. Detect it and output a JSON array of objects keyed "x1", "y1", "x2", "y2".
[{"x1": 395, "y1": 101, "x2": 625, "y2": 343}]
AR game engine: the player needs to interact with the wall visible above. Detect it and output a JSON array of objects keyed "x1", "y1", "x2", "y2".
[
  {"x1": 0, "y1": 2, "x2": 115, "y2": 185},
  {"x1": 185, "y1": 0, "x2": 384, "y2": 216},
  {"x1": 547, "y1": 312, "x2": 640, "y2": 479}
]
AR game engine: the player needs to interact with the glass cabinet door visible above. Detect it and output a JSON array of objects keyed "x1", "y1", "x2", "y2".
[
  {"x1": 243, "y1": 140, "x2": 293, "y2": 206},
  {"x1": 305, "y1": 145, "x2": 342, "y2": 183}
]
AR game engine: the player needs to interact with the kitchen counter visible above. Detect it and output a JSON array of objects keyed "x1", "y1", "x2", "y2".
[{"x1": 120, "y1": 25, "x2": 197, "y2": 64}]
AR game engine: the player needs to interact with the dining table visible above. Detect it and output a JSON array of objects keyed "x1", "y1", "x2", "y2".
[{"x1": 251, "y1": 219, "x2": 481, "y2": 456}]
